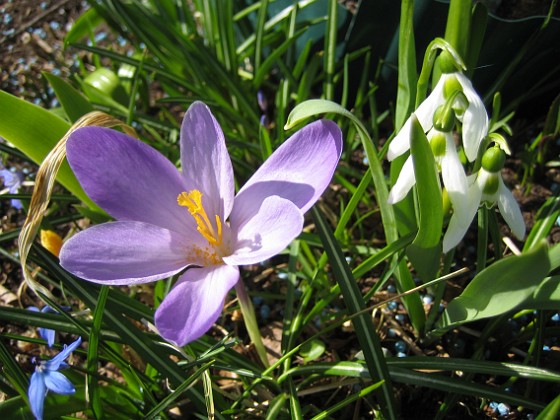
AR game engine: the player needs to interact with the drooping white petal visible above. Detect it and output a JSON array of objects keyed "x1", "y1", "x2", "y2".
[
  {"x1": 440, "y1": 132, "x2": 469, "y2": 221},
  {"x1": 387, "y1": 76, "x2": 447, "y2": 161},
  {"x1": 443, "y1": 211, "x2": 472, "y2": 253},
  {"x1": 497, "y1": 178, "x2": 525, "y2": 239},
  {"x1": 455, "y1": 73, "x2": 488, "y2": 162},
  {"x1": 442, "y1": 174, "x2": 481, "y2": 252},
  {"x1": 387, "y1": 155, "x2": 415, "y2": 204}
]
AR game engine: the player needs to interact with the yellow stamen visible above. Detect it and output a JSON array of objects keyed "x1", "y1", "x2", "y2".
[{"x1": 178, "y1": 190, "x2": 223, "y2": 247}]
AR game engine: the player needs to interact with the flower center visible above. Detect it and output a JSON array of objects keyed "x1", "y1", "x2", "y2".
[{"x1": 177, "y1": 190, "x2": 223, "y2": 247}]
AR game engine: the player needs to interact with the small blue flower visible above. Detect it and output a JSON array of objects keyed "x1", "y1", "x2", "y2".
[
  {"x1": 28, "y1": 337, "x2": 81, "y2": 420},
  {"x1": 28, "y1": 306, "x2": 59, "y2": 348},
  {"x1": 0, "y1": 165, "x2": 24, "y2": 209}
]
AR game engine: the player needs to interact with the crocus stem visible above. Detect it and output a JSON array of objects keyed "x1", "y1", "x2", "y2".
[{"x1": 235, "y1": 281, "x2": 270, "y2": 367}]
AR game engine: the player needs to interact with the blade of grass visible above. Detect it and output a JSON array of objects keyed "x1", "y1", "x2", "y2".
[{"x1": 312, "y1": 207, "x2": 397, "y2": 419}]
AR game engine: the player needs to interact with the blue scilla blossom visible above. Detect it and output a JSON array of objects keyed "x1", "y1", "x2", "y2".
[
  {"x1": 0, "y1": 162, "x2": 24, "y2": 209},
  {"x1": 28, "y1": 306, "x2": 63, "y2": 348},
  {"x1": 28, "y1": 337, "x2": 81, "y2": 420}
]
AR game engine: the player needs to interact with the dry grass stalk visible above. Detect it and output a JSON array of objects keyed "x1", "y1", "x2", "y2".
[{"x1": 18, "y1": 111, "x2": 137, "y2": 301}]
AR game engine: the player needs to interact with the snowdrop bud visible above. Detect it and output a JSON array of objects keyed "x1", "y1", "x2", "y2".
[
  {"x1": 439, "y1": 50, "x2": 457, "y2": 74},
  {"x1": 433, "y1": 104, "x2": 455, "y2": 132},
  {"x1": 482, "y1": 172, "x2": 500, "y2": 196},
  {"x1": 481, "y1": 147, "x2": 506, "y2": 173},
  {"x1": 443, "y1": 75, "x2": 462, "y2": 99},
  {"x1": 430, "y1": 131, "x2": 447, "y2": 158}
]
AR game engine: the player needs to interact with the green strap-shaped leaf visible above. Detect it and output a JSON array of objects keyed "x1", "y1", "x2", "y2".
[
  {"x1": 286, "y1": 99, "x2": 425, "y2": 333},
  {"x1": 43, "y1": 73, "x2": 94, "y2": 122},
  {"x1": 64, "y1": 7, "x2": 103, "y2": 48},
  {"x1": 0, "y1": 90, "x2": 96, "y2": 209},
  {"x1": 312, "y1": 207, "x2": 397, "y2": 420},
  {"x1": 438, "y1": 241, "x2": 550, "y2": 329},
  {"x1": 407, "y1": 114, "x2": 443, "y2": 281}
]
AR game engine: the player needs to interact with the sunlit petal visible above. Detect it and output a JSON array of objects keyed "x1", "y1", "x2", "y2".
[
  {"x1": 497, "y1": 179, "x2": 525, "y2": 240},
  {"x1": 66, "y1": 127, "x2": 191, "y2": 232},
  {"x1": 60, "y1": 222, "x2": 200, "y2": 285},
  {"x1": 225, "y1": 196, "x2": 303, "y2": 266},
  {"x1": 180, "y1": 102, "x2": 235, "y2": 220},
  {"x1": 387, "y1": 156, "x2": 415, "y2": 204},
  {"x1": 155, "y1": 265, "x2": 239, "y2": 346},
  {"x1": 456, "y1": 73, "x2": 488, "y2": 162}
]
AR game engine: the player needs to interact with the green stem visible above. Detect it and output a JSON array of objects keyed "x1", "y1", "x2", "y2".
[
  {"x1": 235, "y1": 281, "x2": 269, "y2": 368},
  {"x1": 444, "y1": 0, "x2": 472, "y2": 61},
  {"x1": 476, "y1": 206, "x2": 488, "y2": 273}
]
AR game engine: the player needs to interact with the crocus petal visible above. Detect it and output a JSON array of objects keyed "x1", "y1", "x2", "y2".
[
  {"x1": 387, "y1": 155, "x2": 415, "y2": 204},
  {"x1": 60, "y1": 222, "x2": 200, "y2": 285},
  {"x1": 29, "y1": 371, "x2": 46, "y2": 420},
  {"x1": 441, "y1": 133, "x2": 468, "y2": 220},
  {"x1": 224, "y1": 196, "x2": 304, "y2": 266},
  {"x1": 232, "y1": 120, "x2": 342, "y2": 223},
  {"x1": 497, "y1": 179, "x2": 525, "y2": 240},
  {"x1": 46, "y1": 337, "x2": 82, "y2": 371},
  {"x1": 44, "y1": 371, "x2": 75, "y2": 395},
  {"x1": 180, "y1": 102, "x2": 235, "y2": 220},
  {"x1": 66, "y1": 127, "x2": 192, "y2": 233},
  {"x1": 387, "y1": 77, "x2": 446, "y2": 161},
  {"x1": 155, "y1": 265, "x2": 240, "y2": 346},
  {"x1": 456, "y1": 73, "x2": 488, "y2": 162}
]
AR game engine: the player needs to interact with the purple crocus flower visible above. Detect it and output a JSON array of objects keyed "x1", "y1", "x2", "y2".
[
  {"x1": 59, "y1": 102, "x2": 342, "y2": 346},
  {"x1": 28, "y1": 337, "x2": 81, "y2": 420}
]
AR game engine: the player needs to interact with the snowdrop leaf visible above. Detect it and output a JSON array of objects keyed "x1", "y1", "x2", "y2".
[
  {"x1": 406, "y1": 115, "x2": 442, "y2": 281},
  {"x1": 0, "y1": 90, "x2": 95, "y2": 208},
  {"x1": 438, "y1": 242, "x2": 550, "y2": 329},
  {"x1": 43, "y1": 72, "x2": 94, "y2": 122}
]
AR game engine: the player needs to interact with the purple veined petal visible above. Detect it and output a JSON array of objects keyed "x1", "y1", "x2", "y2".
[
  {"x1": 180, "y1": 102, "x2": 235, "y2": 220},
  {"x1": 497, "y1": 178, "x2": 525, "y2": 240},
  {"x1": 456, "y1": 73, "x2": 488, "y2": 162},
  {"x1": 387, "y1": 155, "x2": 415, "y2": 204},
  {"x1": 66, "y1": 126, "x2": 193, "y2": 233},
  {"x1": 28, "y1": 371, "x2": 46, "y2": 420},
  {"x1": 231, "y1": 120, "x2": 342, "y2": 224},
  {"x1": 60, "y1": 221, "x2": 208, "y2": 285},
  {"x1": 155, "y1": 265, "x2": 240, "y2": 346},
  {"x1": 47, "y1": 337, "x2": 82, "y2": 371},
  {"x1": 441, "y1": 132, "x2": 469, "y2": 221},
  {"x1": 224, "y1": 196, "x2": 304, "y2": 266},
  {"x1": 43, "y1": 371, "x2": 75, "y2": 395}
]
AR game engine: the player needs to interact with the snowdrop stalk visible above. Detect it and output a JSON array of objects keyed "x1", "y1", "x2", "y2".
[{"x1": 59, "y1": 102, "x2": 342, "y2": 353}]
